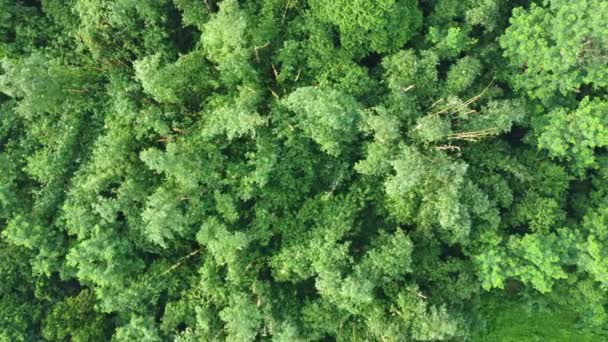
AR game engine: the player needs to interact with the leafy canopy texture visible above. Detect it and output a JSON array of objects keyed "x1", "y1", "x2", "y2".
[{"x1": 0, "y1": 0, "x2": 607, "y2": 340}]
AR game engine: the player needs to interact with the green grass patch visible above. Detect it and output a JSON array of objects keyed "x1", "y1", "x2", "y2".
[{"x1": 473, "y1": 295, "x2": 604, "y2": 341}]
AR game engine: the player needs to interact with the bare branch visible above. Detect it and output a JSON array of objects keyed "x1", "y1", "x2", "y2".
[
  {"x1": 152, "y1": 249, "x2": 200, "y2": 280},
  {"x1": 428, "y1": 77, "x2": 495, "y2": 116}
]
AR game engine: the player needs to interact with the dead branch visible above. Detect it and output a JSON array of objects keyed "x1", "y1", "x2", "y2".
[
  {"x1": 447, "y1": 128, "x2": 497, "y2": 141},
  {"x1": 204, "y1": 0, "x2": 212, "y2": 11},
  {"x1": 401, "y1": 84, "x2": 416, "y2": 93},
  {"x1": 282, "y1": 0, "x2": 292, "y2": 24},
  {"x1": 254, "y1": 42, "x2": 270, "y2": 62},
  {"x1": 153, "y1": 249, "x2": 200, "y2": 279},
  {"x1": 270, "y1": 88, "x2": 280, "y2": 100},
  {"x1": 435, "y1": 145, "x2": 462, "y2": 152},
  {"x1": 428, "y1": 78, "x2": 495, "y2": 116},
  {"x1": 272, "y1": 64, "x2": 279, "y2": 79}
]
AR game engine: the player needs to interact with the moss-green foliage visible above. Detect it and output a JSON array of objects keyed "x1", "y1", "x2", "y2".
[
  {"x1": 501, "y1": 0, "x2": 608, "y2": 104},
  {"x1": 472, "y1": 293, "x2": 606, "y2": 341},
  {"x1": 309, "y1": 0, "x2": 423, "y2": 55},
  {"x1": 1, "y1": 0, "x2": 607, "y2": 340}
]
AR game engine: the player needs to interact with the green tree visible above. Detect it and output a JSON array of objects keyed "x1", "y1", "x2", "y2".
[
  {"x1": 538, "y1": 98, "x2": 608, "y2": 173},
  {"x1": 1, "y1": 0, "x2": 607, "y2": 340},
  {"x1": 309, "y1": 0, "x2": 422, "y2": 55},
  {"x1": 500, "y1": 0, "x2": 608, "y2": 103},
  {"x1": 282, "y1": 87, "x2": 362, "y2": 156}
]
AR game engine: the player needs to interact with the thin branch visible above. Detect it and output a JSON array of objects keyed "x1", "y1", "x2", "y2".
[
  {"x1": 447, "y1": 128, "x2": 497, "y2": 141},
  {"x1": 254, "y1": 42, "x2": 270, "y2": 62},
  {"x1": 282, "y1": 0, "x2": 292, "y2": 24},
  {"x1": 295, "y1": 67, "x2": 302, "y2": 82},
  {"x1": 425, "y1": 98, "x2": 444, "y2": 111},
  {"x1": 401, "y1": 84, "x2": 416, "y2": 93},
  {"x1": 434, "y1": 145, "x2": 461, "y2": 152},
  {"x1": 270, "y1": 88, "x2": 280, "y2": 100},
  {"x1": 152, "y1": 249, "x2": 200, "y2": 280},
  {"x1": 204, "y1": 0, "x2": 212, "y2": 11},
  {"x1": 428, "y1": 77, "x2": 495, "y2": 116},
  {"x1": 272, "y1": 64, "x2": 279, "y2": 79}
]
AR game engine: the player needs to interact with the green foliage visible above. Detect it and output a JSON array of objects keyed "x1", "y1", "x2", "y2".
[
  {"x1": 0, "y1": 241, "x2": 42, "y2": 341},
  {"x1": 202, "y1": 86, "x2": 266, "y2": 140},
  {"x1": 1, "y1": 0, "x2": 607, "y2": 340},
  {"x1": 0, "y1": 54, "x2": 102, "y2": 114},
  {"x1": 42, "y1": 290, "x2": 112, "y2": 341},
  {"x1": 134, "y1": 51, "x2": 215, "y2": 106},
  {"x1": 309, "y1": 0, "x2": 423, "y2": 55},
  {"x1": 576, "y1": 206, "x2": 608, "y2": 286},
  {"x1": 538, "y1": 97, "x2": 608, "y2": 173},
  {"x1": 383, "y1": 49, "x2": 439, "y2": 99},
  {"x1": 113, "y1": 315, "x2": 162, "y2": 342},
  {"x1": 282, "y1": 86, "x2": 362, "y2": 156},
  {"x1": 172, "y1": 0, "x2": 211, "y2": 29},
  {"x1": 219, "y1": 293, "x2": 263, "y2": 342},
  {"x1": 444, "y1": 56, "x2": 483, "y2": 95},
  {"x1": 472, "y1": 293, "x2": 606, "y2": 341},
  {"x1": 201, "y1": 0, "x2": 256, "y2": 85},
  {"x1": 0, "y1": 0, "x2": 56, "y2": 58},
  {"x1": 501, "y1": 0, "x2": 608, "y2": 103},
  {"x1": 385, "y1": 146, "x2": 475, "y2": 243},
  {"x1": 428, "y1": 26, "x2": 477, "y2": 58},
  {"x1": 73, "y1": 0, "x2": 176, "y2": 64}
]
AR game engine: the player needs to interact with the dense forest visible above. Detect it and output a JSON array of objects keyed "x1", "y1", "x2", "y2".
[{"x1": 1, "y1": 0, "x2": 607, "y2": 340}]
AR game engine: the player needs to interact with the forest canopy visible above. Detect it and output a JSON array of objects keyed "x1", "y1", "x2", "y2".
[{"x1": 1, "y1": 0, "x2": 607, "y2": 340}]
